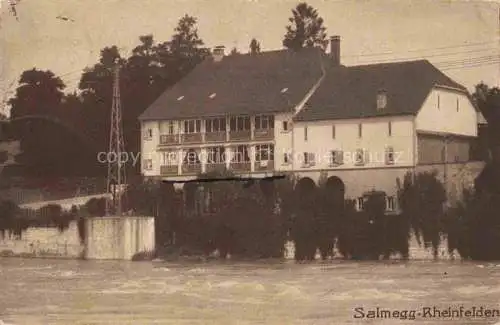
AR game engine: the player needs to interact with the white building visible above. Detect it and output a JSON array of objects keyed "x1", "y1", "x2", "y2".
[{"x1": 138, "y1": 36, "x2": 484, "y2": 211}]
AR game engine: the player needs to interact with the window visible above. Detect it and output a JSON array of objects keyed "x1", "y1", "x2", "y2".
[
  {"x1": 358, "y1": 124, "x2": 362, "y2": 138},
  {"x1": 164, "y1": 151, "x2": 178, "y2": 166},
  {"x1": 230, "y1": 116, "x2": 250, "y2": 131},
  {"x1": 255, "y1": 144, "x2": 274, "y2": 161},
  {"x1": 456, "y1": 98, "x2": 460, "y2": 112},
  {"x1": 357, "y1": 197, "x2": 365, "y2": 211},
  {"x1": 207, "y1": 147, "x2": 225, "y2": 164},
  {"x1": 355, "y1": 149, "x2": 366, "y2": 165},
  {"x1": 304, "y1": 126, "x2": 308, "y2": 141},
  {"x1": 206, "y1": 117, "x2": 226, "y2": 133},
  {"x1": 282, "y1": 121, "x2": 289, "y2": 132},
  {"x1": 303, "y1": 152, "x2": 315, "y2": 166},
  {"x1": 332, "y1": 125, "x2": 336, "y2": 139},
  {"x1": 183, "y1": 149, "x2": 200, "y2": 165},
  {"x1": 386, "y1": 196, "x2": 395, "y2": 211},
  {"x1": 183, "y1": 120, "x2": 201, "y2": 134},
  {"x1": 385, "y1": 146, "x2": 395, "y2": 165},
  {"x1": 168, "y1": 121, "x2": 175, "y2": 135},
  {"x1": 388, "y1": 121, "x2": 392, "y2": 137},
  {"x1": 160, "y1": 121, "x2": 176, "y2": 135},
  {"x1": 231, "y1": 145, "x2": 250, "y2": 162},
  {"x1": 144, "y1": 128, "x2": 153, "y2": 140},
  {"x1": 329, "y1": 150, "x2": 344, "y2": 166},
  {"x1": 143, "y1": 159, "x2": 153, "y2": 170},
  {"x1": 255, "y1": 115, "x2": 274, "y2": 130},
  {"x1": 437, "y1": 94, "x2": 440, "y2": 109},
  {"x1": 377, "y1": 91, "x2": 387, "y2": 110},
  {"x1": 283, "y1": 152, "x2": 291, "y2": 164}
]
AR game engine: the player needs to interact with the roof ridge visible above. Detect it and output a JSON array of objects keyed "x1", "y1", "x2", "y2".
[{"x1": 348, "y1": 59, "x2": 429, "y2": 69}]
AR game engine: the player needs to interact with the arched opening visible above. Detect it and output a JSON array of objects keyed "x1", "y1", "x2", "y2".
[
  {"x1": 317, "y1": 176, "x2": 345, "y2": 260},
  {"x1": 295, "y1": 177, "x2": 316, "y2": 194},
  {"x1": 292, "y1": 177, "x2": 318, "y2": 260},
  {"x1": 325, "y1": 176, "x2": 345, "y2": 207}
]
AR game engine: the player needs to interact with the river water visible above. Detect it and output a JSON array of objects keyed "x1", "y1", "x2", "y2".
[{"x1": 1, "y1": 258, "x2": 499, "y2": 325}]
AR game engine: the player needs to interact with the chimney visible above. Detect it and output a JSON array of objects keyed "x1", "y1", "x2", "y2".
[
  {"x1": 330, "y1": 36, "x2": 341, "y2": 66},
  {"x1": 212, "y1": 46, "x2": 225, "y2": 62}
]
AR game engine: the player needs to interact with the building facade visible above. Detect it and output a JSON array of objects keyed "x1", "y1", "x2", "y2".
[{"x1": 138, "y1": 37, "x2": 484, "y2": 212}]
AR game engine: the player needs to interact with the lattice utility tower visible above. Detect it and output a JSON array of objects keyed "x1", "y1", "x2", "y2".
[{"x1": 106, "y1": 63, "x2": 126, "y2": 216}]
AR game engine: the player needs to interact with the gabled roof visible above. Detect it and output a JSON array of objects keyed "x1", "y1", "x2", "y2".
[
  {"x1": 294, "y1": 60, "x2": 468, "y2": 122},
  {"x1": 139, "y1": 48, "x2": 327, "y2": 121}
]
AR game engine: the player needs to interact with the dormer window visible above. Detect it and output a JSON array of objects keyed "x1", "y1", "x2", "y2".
[{"x1": 376, "y1": 90, "x2": 387, "y2": 111}]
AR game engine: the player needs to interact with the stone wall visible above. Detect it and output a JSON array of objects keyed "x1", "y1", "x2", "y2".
[
  {"x1": 84, "y1": 216, "x2": 155, "y2": 260},
  {"x1": 283, "y1": 233, "x2": 453, "y2": 260},
  {"x1": 0, "y1": 221, "x2": 83, "y2": 258}
]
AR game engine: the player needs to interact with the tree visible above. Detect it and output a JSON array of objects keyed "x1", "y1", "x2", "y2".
[
  {"x1": 161, "y1": 15, "x2": 210, "y2": 79},
  {"x1": 78, "y1": 46, "x2": 124, "y2": 153},
  {"x1": 6, "y1": 69, "x2": 98, "y2": 177},
  {"x1": 8, "y1": 69, "x2": 65, "y2": 119},
  {"x1": 249, "y1": 38, "x2": 261, "y2": 54},
  {"x1": 471, "y1": 83, "x2": 500, "y2": 159},
  {"x1": 397, "y1": 171, "x2": 447, "y2": 259},
  {"x1": 282, "y1": 2, "x2": 328, "y2": 51}
]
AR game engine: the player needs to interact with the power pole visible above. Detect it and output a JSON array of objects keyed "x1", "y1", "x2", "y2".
[{"x1": 106, "y1": 62, "x2": 126, "y2": 216}]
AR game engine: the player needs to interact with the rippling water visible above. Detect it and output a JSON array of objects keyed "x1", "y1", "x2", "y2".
[{"x1": 1, "y1": 258, "x2": 500, "y2": 325}]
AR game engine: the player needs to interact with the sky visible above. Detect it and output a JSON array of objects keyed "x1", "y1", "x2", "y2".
[{"x1": 0, "y1": 0, "x2": 499, "y2": 116}]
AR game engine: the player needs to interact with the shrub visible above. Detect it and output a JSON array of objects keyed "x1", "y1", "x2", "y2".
[{"x1": 397, "y1": 171, "x2": 446, "y2": 259}]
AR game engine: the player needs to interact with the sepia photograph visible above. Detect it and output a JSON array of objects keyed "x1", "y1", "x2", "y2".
[{"x1": 0, "y1": 0, "x2": 500, "y2": 324}]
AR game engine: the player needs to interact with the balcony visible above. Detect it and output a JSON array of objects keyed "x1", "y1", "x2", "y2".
[
  {"x1": 229, "y1": 130, "x2": 251, "y2": 141},
  {"x1": 159, "y1": 134, "x2": 179, "y2": 145},
  {"x1": 254, "y1": 160, "x2": 274, "y2": 172},
  {"x1": 205, "y1": 131, "x2": 226, "y2": 143},
  {"x1": 230, "y1": 161, "x2": 251, "y2": 172},
  {"x1": 254, "y1": 128, "x2": 274, "y2": 140},
  {"x1": 182, "y1": 163, "x2": 202, "y2": 175},
  {"x1": 160, "y1": 165, "x2": 178, "y2": 176},
  {"x1": 181, "y1": 133, "x2": 202, "y2": 144},
  {"x1": 205, "y1": 163, "x2": 227, "y2": 173}
]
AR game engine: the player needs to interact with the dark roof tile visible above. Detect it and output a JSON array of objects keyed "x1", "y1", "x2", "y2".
[
  {"x1": 294, "y1": 60, "x2": 468, "y2": 121},
  {"x1": 139, "y1": 48, "x2": 327, "y2": 121}
]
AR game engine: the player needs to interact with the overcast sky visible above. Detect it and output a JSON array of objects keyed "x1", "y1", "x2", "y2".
[{"x1": 0, "y1": 0, "x2": 499, "y2": 115}]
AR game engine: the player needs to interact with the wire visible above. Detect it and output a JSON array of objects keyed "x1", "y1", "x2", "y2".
[
  {"x1": 343, "y1": 38, "x2": 500, "y2": 58},
  {"x1": 356, "y1": 51, "x2": 499, "y2": 65}
]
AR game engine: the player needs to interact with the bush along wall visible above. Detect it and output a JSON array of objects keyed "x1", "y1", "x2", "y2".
[
  {"x1": 0, "y1": 201, "x2": 80, "y2": 239},
  {"x1": 397, "y1": 171, "x2": 447, "y2": 259},
  {"x1": 444, "y1": 184, "x2": 500, "y2": 261},
  {"x1": 144, "y1": 166, "x2": 498, "y2": 261}
]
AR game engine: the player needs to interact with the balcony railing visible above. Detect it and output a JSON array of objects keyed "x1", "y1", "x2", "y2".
[
  {"x1": 160, "y1": 165, "x2": 178, "y2": 176},
  {"x1": 181, "y1": 133, "x2": 203, "y2": 144},
  {"x1": 254, "y1": 159, "x2": 274, "y2": 172},
  {"x1": 230, "y1": 161, "x2": 251, "y2": 172},
  {"x1": 205, "y1": 131, "x2": 226, "y2": 143},
  {"x1": 159, "y1": 134, "x2": 179, "y2": 145},
  {"x1": 205, "y1": 163, "x2": 227, "y2": 173},
  {"x1": 254, "y1": 128, "x2": 274, "y2": 140},
  {"x1": 229, "y1": 130, "x2": 251, "y2": 141},
  {"x1": 182, "y1": 163, "x2": 202, "y2": 175}
]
